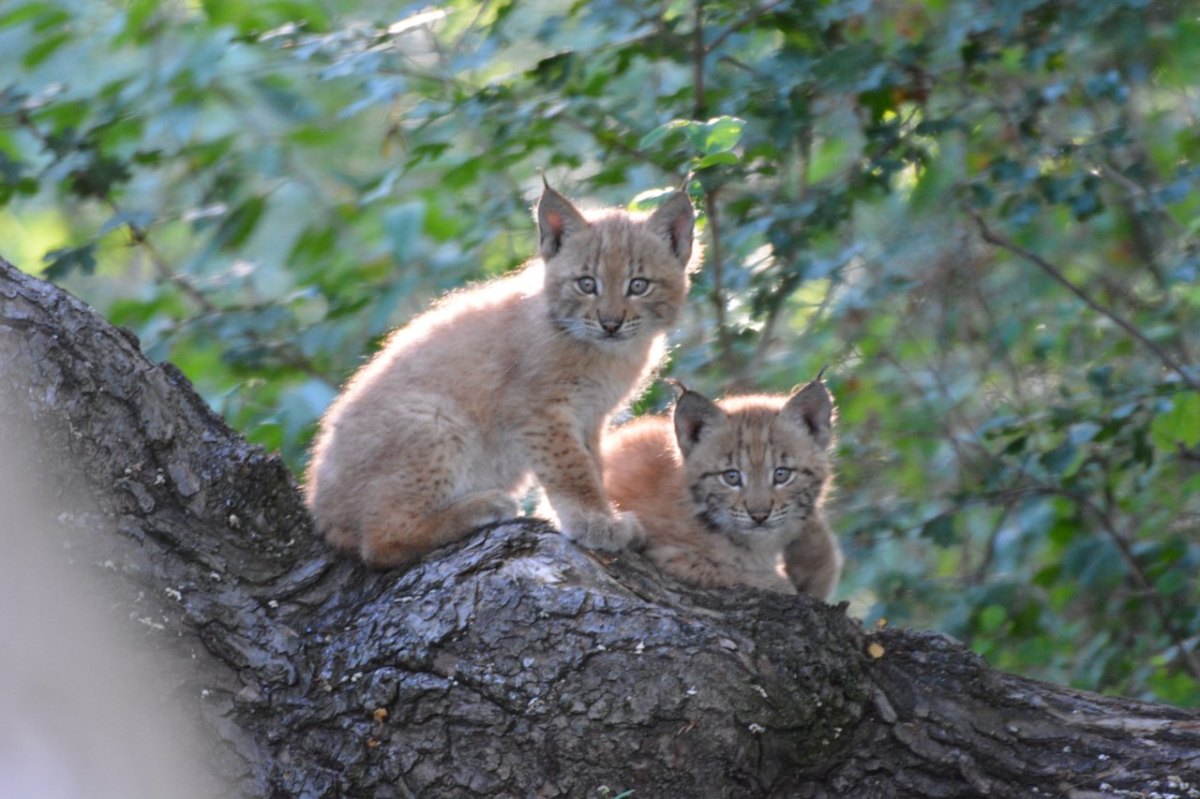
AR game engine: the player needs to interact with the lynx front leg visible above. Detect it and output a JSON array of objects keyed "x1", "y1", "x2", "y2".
[
  {"x1": 783, "y1": 521, "x2": 844, "y2": 600},
  {"x1": 526, "y1": 412, "x2": 643, "y2": 551},
  {"x1": 645, "y1": 536, "x2": 796, "y2": 593}
]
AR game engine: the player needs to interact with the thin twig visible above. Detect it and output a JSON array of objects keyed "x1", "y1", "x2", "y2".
[
  {"x1": 703, "y1": 189, "x2": 739, "y2": 376},
  {"x1": 108, "y1": 200, "x2": 337, "y2": 388},
  {"x1": 735, "y1": 117, "x2": 818, "y2": 386},
  {"x1": 736, "y1": 274, "x2": 835, "y2": 390},
  {"x1": 1071, "y1": 492, "x2": 1200, "y2": 682},
  {"x1": 969, "y1": 502, "x2": 1013, "y2": 586},
  {"x1": 966, "y1": 207, "x2": 1199, "y2": 392},
  {"x1": 705, "y1": 0, "x2": 786, "y2": 55},
  {"x1": 691, "y1": 1, "x2": 738, "y2": 376},
  {"x1": 111, "y1": 200, "x2": 218, "y2": 314},
  {"x1": 1094, "y1": 160, "x2": 1186, "y2": 236},
  {"x1": 554, "y1": 113, "x2": 665, "y2": 171},
  {"x1": 968, "y1": 259, "x2": 1026, "y2": 404},
  {"x1": 979, "y1": 484, "x2": 1200, "y2": 683},
  {"x1": 734, "y1": 298, "x2": 784, "y2": 391},
  {"x1": 450, "y1": 0, "x2": 491, "y2": 57},
  {"x1": 692, "y1": 0, "x2": 707, "y2": 119}
]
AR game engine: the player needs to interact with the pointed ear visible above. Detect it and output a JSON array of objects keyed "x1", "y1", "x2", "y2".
[
  {"x1": 782, "y1": 380, "x2": 835, "y2": 450},
  {"x1": 664, "y1": 378, "x2": 688, "y2": 399},
  {"x1": 537, "y1": 184, "x2": 589, "y2": 261},
  {"x1": 646, "y1": 191, "x2": 695, "y2": 267},
  {"x1": 673, "y1": 388, "x2": 725, "y2": 457}
]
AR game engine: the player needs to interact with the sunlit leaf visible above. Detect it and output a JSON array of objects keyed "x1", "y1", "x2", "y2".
[
  {"x1": 702, "y1": 116, "x2": 745, "y2": 154},
  {"x1": 1151, "y1": 392, "x2": 1200, "y2": 452}
]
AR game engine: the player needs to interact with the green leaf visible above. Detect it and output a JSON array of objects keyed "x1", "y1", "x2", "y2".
[
  {"x1": 692, "y1": 151, "x2": 740, "y2": 169},
  {"x1": 100, "y1": 210, "x2": 155, "y2": 237},
  {"x1": 0, "y1": 2, "x2": 62, "y2": 29},
  {"x1": 202, "y1": 0, "x2": 329, "y2": 34},
  {"x1": 382, "y1": 201, "x2": 425, "y2": 261},
  {"x1": 629, "y1": 187, "x2": 686, "y2": 212},
  {"x1": 1039, "y1": 442, "x2": 1079, "y2": 476},
  {"x1": 921, "y1": 514, "x2": 957, "y2": 546},
  {"x1": 639, "y1": 119, "x2": 694, "y2": 151},
  {"x1": 702, "y1": 116, "x2": 745, "y2": 154},
  {"x1": 978, "y1": 604, "x2": 1007, "y2": 633},
  {"x1": 22, "y1": 29, "x2": 71, "y2": 68},
  {"x1": 1067, "y1": 422, "x2": 1101, "y2": 445},
  {"x1": 68, "y1": 155, "x2": 132, "y2": 200},
  {"x1": 1151, "y1": 392, "x2": 1200, "y2": 451},
  {"x1": 43, "y1": 244, "x2": 98, "y2": 280},
  {"x1": 214, "y1": 197, "x2": 266, "y2": 251}
]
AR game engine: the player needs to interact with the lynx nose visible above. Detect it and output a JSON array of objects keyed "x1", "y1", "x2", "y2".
[
  {"x1": 599, "y1": 315, "x2": 624, "y2": 335},
  {"x1": 748, "y1": 508, "x2": 771, "y2": 525}
]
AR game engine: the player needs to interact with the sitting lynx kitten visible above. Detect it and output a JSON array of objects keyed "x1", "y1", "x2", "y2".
[
  {"x1": 305, "y1": 184, "x2": 696, "y2": 567},
  {"x1": 602, "y1": 379, "x2": 842, "y2": 598}
]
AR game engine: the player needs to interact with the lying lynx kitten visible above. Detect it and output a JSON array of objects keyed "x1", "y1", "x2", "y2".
[
  {"x1": 603, "y1": 380, "x2": 842, "y2": 598},
  {"x1": 305, "y1": 184, "x2": 696, "y2": 567}
]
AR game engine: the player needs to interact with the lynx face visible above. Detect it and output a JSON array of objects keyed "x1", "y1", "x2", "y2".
[
  {"x1": 674, "y1": 383, "x2": 834, "y2": 542},
  {"x1": 537, "y1": 187, "x2": 694, "y2": 348}
]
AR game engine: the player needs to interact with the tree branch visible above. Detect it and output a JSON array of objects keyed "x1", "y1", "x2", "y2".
[
  {"x1": 966, "y1": 207, "x2": 1200, "y2": 392},
  {"x1": 692, "y1": 0, "x2": 707, "y2": 120},
  {"x1": 115, "y1": 199, "x2": 339, "y2": 388},
  {"x1": 705, "y1": 0, "x2": 786, "y2": 55},
  {"x1": 703, "y1": 188, "x2": 740, "y2": 376},
  {"x1": 1073, "y1": 492, "x2": 1200, "y2": 683},
  {"x1": 981, "y1": 484, "x2": 1200, "y2": 684},
  {"x1": 691, "y1": 1, "x2": 739, "y2": 377},
  {"x1": 4, "y1": 255, "x2": 1200, "y2": 797}
]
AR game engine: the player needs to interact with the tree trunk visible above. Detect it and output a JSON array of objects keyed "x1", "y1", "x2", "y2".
[{"x1": 2, "y1": 255, "x2": 1198, "y2": 799}]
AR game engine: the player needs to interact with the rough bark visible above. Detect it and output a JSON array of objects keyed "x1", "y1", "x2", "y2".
[{"x1": 2, "y1": 255, "x2": 1199, "y2": 799}]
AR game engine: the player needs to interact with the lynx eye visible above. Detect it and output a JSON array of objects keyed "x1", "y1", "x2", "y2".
[
  {"x1": 627, "y1": 277, "x2": 650, "y2": 296},
  {"x1": 773, "y1": 467, "x2": 795, "y2": 486},
  {"x1": 719, "y1": 469, "x2": 743, "y2": 488},
  {"x1": 576, "y1": 276, "x2": 597, "y2": 294}
]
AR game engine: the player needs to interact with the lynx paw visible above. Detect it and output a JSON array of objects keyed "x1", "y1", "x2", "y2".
[
  {"x1": 562, "y1": 510, "x2": 645, "y2": 552},
  {"x1": 458, "y1": 490, "x2": 520, "y2": 528}
]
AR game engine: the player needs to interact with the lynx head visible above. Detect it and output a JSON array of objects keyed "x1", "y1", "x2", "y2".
[
  {"x1": 672, "y1": 380, "x2": 835, "y2": 542},
  {"x1": 536, "y1": 183, "x2": 695, "y2": 348}
]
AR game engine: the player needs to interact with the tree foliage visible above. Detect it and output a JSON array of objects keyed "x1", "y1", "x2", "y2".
[{"x1": 2, "y1": 0, "x2": 1198, "y2": 705}]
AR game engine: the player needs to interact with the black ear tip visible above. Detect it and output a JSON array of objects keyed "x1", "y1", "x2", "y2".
[
  {"x1": 674, "y1": 388, "x2": 722, "y2": 420},
  {"x1": 537, "y1": 178, "x2": 565, "y2": 205},
  {"x1": 665, "y1": 378, "x2": 688, "y2": 398},
  {"x1": 798, "y1": 376, "x2": 833, "y2": 404}
]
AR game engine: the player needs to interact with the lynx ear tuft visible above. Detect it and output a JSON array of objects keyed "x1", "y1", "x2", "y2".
[
  {"x1": 673, "y1": 388, "x2": 725, "y2": 456},
  {"x1": 782, "y1": 379, "x2": 835, "y2": 450},
  {"x1": 646, "y1": 191, "x2": 696, "y2": 267},
  {"x1": 537, "y1": 184, "x2": 589, "y2": 260}
]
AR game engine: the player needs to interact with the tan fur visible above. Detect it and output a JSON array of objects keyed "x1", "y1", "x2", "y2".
[
  {"x1": 304, "y1": 185, "x2": 697, "y2": 567},
  {"x1": 602, "y1": 381, "x2": 843, "y2": 598}
]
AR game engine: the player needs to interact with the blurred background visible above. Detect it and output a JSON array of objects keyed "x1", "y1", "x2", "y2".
[{"x1": 1, "y1": 0, "x2": 1197, "y2": 705}]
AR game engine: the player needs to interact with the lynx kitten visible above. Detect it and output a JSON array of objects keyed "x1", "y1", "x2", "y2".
[
  {"x1": 305, "y1": 184, "x2": 696, "y2": 567},
  {"x1": 602, "y1": 380, "x2": 842, "y2": 598}
]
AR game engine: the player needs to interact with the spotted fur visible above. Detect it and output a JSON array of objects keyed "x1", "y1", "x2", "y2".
[
  {"x1": 602, "y1": 380, "x2": 842, "y2": 598},
  {"x1": 305, "y1": 185, "x2": 697, "y2": 567}
]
